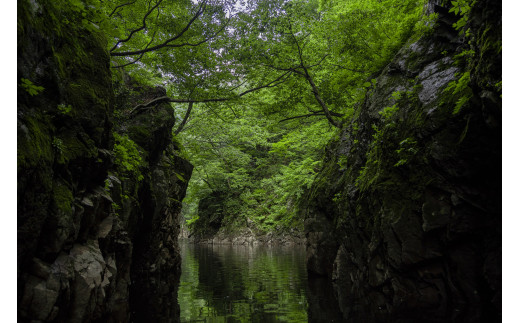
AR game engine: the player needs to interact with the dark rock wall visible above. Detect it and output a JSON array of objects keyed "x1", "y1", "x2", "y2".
[
  {"x1": 302, "y1": 0, "x2": 501, "y2": 322},
  {"x1": 110, "y1": 81, "x2": 193, "y2": 322},
  {"x1": 17, "y1": 1, "x2": 192, "y2": 322}
]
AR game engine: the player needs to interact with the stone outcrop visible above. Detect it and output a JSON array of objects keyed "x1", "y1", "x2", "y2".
[
  {"x1": 302, "y1": 0, "x2": 501, "y2": 322},
  {"x1": 111, "y1": 80, "x2": 193, "y2": 323},
  {"x1": 17, "y1": 1, "x2": 192, "y2": 322}
]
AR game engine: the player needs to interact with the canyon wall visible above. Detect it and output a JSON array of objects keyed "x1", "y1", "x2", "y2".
[
  {"x1": 17, "y1": 1, "x2": 192, "y2": 321},
  {"x1": 302, "y1": 0, "x2": 501, "y2": 321}
]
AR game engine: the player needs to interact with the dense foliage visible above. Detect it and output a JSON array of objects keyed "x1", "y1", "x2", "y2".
[
  {"x1": 180, "y1": 103, "x2": 334, "y2": 234},
  {"x1": 175, "y1": 0, "x2": 429, "y2": 235},
  {"x1": 51, "y1": 0, "x2": 432, "y2": 235}
]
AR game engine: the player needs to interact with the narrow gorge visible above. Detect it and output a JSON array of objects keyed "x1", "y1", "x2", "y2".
[{"x1": 17, "y1": 0, "x2": 501, "y2": 322}]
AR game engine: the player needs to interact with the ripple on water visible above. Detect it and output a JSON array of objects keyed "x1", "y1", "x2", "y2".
[{"x1": 178, "y1": 242, "x2": 309, "y2": 323}]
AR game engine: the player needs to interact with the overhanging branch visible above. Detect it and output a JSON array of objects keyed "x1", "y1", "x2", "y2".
[
  {"x1": 110, "y1": 0, "x2": 164, "y2": 52},
  {"x1": 129, "y1": 71, "x2": 292, "y2": 114},
  {"x1": 112, "y1": 30, "x2": 157, "y2": 68},
  {"x1": 109, "y1": 1, "x2": 137, "y2": 18},
  {"x1": 110, "y1": 1, "x2": 209, "y2": 57},
  {"x1": 290, "y1": 30, "x2": 340, "y2": 128}
]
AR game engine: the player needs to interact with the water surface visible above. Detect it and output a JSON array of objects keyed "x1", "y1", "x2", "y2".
[{"x1": 178, "y1": 242, "x2": 309, "y2": 322}]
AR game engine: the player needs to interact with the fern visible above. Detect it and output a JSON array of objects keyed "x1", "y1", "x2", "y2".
[{"x1": 20, "y1": 78, "x2": 44, "y2": 96}]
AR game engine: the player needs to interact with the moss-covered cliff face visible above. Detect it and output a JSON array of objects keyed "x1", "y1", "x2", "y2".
[
  {"x1": 302, "y1": 0, "x2": 501, "y2": 322},
  {"x1": 17, "y1": 1, "x2": 192, "y2": 321}
]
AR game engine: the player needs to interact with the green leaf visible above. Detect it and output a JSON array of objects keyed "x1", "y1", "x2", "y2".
[
  {"x1": 20, "y1": 78, "x2": 44, "y2": 96},
  {"x1": 175, "y1": 172, "x2": 186, "y2": 182}
]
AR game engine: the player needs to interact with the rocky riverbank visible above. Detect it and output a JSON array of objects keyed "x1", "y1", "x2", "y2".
[{"x1": 184, "y1": 227, "x2": 305, "y2": 246}]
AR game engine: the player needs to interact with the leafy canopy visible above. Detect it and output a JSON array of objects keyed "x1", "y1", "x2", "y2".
[{"x1": 65, "y1": 0, "x2": 430, "y2": 233}]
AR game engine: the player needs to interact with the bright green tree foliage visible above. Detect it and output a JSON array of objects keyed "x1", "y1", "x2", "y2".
[
  {"x1": 180, "y1": 102, "x2": 334, "y2": 234},
  {"x1": 229, "y1": 0, "x2": 427, "y2": 127},
  {"x1": 177, "y1": 0, "x2": 428, "y2": 234},
  {"x1": 53, "y1": 0, "x2": 430, "y2": 235}
]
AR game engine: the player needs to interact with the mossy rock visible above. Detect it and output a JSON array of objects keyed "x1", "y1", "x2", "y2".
[
  {"x1": 17, "y1": 0, "x2": 114, "y2": 276},
  {"x1": 18, "y1": 114, "x2": 54, "y2": 170}
]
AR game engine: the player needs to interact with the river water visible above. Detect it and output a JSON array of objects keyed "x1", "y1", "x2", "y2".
[{"x1": 178, "y1": 241, "x2": 343, "y2": 322}]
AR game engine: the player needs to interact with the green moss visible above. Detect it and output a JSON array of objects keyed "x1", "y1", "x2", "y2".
[
  {"x1": 127, "y1": 124, "x2": 152, "y2": 146},
  {"x1": 18, "y1": 0, "x2": 115, "y2": 230},
  {"x1": 354, "y1": 78, "x2": 428, "y2": 193},
  {"x1": 18, "y1": 115, "x2": 54, "y2": 170},
  {"x1": 52, "y1": 181, "x2": 73, "y2": 213},
  {"x1": 19, "y1": 0, "x2": 113, "y2": 159},
  {"x1": 477, "y1": 25, "x2": 502, "y2": 59},
  {"x1": 394, "y1": 137, "x2": 418, "y2": 167},
  {"x1": 308, "y1": 141, "x2": 340, "y2": 201},
  {"x1": 38, "y1": 0, "x2": 112, "y2": 121},
  {"x1": 20, "y1": 78, "x2": 45, "y2": 96},
  {"x1": 67, "y1": 79, "x2": 110, "y2": 110},
  {"x1": 471, "y1": 23, "x2": 501, "y2": 92},
  {"x1": 355, "y1": 122, "x2": 394, "y2": 191},
  {"x1": 54, "y1": 131, "x2": 99, "y2": 165}
]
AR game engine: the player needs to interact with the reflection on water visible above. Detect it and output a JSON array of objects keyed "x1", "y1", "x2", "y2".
[{"x1": 178, "y1": 242, "x2": 309, "y2": 322}]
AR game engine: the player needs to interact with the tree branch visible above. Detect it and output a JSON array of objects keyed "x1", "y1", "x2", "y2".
[
  {"x1": 305, "y1": 106, "x2": 344, "y2": 117},
  {"x1": 110, "y1": 1, "x2": 208, "y2": 57},
  {"x1": 109, "y1": 1, "x2": 137, "y2": 18},
  {"x1": 110, "y1": 0, "x2": 164, "y2": 52},
  {"x1": 174, "y1": 102, "x2": 193, "y2": 135},
  {"x1": 111, "y1": 30, "x2": 157, "y2": 68},
  {"x1": 111, "y1": 54, "x2": 145, "y2": 69},
  {"x1": 204, "y1": 102, "x2": 230, "y2": 123},
  {"x1": 226, "y1": 103, "x2": 238, "y2": 118},
  {"x1": 290, "y1": 30, "x2": 340, "y2": 128},
  {"x1": 236, "y1": 71, "x2": 291, "y2": 97},
  {"x1": 129, "y1": 71, "x2": 292, "y2": 114},
  {"x1": 303, "y1": 71, "x2": 340, "y2": 128},
  {"x1": 200, "y1": 169, "x2": 214, "y2": 190},
  {"x1": 307, "y1": 54, "x2": 329, "y2": 68}
]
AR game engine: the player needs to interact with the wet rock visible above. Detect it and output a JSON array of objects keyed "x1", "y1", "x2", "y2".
[{"x1": 418, "y1": 62, "x2": 458, "y2": 105}]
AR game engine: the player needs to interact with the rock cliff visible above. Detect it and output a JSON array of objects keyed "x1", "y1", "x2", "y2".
[
  {"x1": 302, "y1": 0, "x2": 501, "y2": 322},
  {"x1": 17, "y1": 1, "x2": 192, "y2": 321}
]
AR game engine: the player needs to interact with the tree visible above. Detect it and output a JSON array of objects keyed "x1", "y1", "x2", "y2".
[
  {"x1": 98, "y1": 0, "x2": 255, "y2": 130},
  {"x1": 179, "y1": 99, "x2": 335, "y2": 234},
  {"x1": 228, "y1": 0, "x2": 426, "y2": 127},
  {"x1": 175, "y1": 0, "x2": 429, "y2": 234},
  {"x1": 71, "y1": 0, "x2": 430, "y2": 234},
  {"x1": 94, "y1": 0, "x2": 424, "y2": 131}
]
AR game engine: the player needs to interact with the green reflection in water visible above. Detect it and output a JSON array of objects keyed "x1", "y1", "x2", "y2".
[{"x1": 178, "y1": 242, "x2": 308, "y2": 322}]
